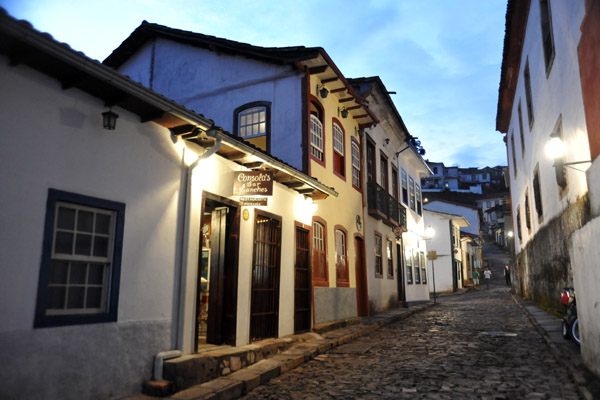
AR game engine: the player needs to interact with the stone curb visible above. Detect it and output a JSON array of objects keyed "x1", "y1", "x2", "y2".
[
  {"x1": 162, "y1": 302, "x2": 437, "y2": 400},
  {"x1": 511, "y1": 294, "x2": 594, "y2": 400}
]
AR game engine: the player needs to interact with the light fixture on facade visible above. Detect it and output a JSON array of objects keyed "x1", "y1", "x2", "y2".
[
  {"x1": 317, "y1": 84, "x2": 329, "y2": 98},
  {"x1": 545, "y1": 136, "x2": 591, "y2": 169},
  {"x1": 425, "y1": 225, "x2": 435, "y2": 240},
  {"x1": 384, "y1": 138, "x2": 391, "y2": 146},
  {"x1": 338, "y1": 107, "x2": 348, "y2": 118},
  {"x1": 507, "y1": 230, "x2": 514, "y2": 238},
  {"x1": 102, "y1": 109, "x2": 119, "y2": 130}
]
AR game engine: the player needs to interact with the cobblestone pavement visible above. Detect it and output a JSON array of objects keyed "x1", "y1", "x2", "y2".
[{"x1": 243, "y1": 286, "x2": 580, "y2": 399}]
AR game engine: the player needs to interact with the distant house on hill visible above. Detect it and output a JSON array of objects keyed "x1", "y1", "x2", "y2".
[{"x1": 421, "y1": 162, "x2": 507, "y2": 194}]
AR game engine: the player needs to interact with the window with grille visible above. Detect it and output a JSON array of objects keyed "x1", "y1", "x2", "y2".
[
  {"x1": 333, "y1": 123, "x2": 345, "y2": 178},
  {"x1": 310, "y1": 114, "x2": 324, "y2": 161},
  {"x1": 374, "y1": 233, "x2": 383, "y2": 277},
  {"x1": 351, "y1": 140, "x2": 361, "y2": 189},
  {"x1": 238, "y1": 106, "x2": 267, "y2": 138},
  {"x1": 35, "y1": 189, "x2": 124, "y2": 328},
  {"x1": 335, "y1": 228, "x2": 349, "y2": 287},
  {"x1": 312, "y1": 220, "x2": 328, "y2": 285}
]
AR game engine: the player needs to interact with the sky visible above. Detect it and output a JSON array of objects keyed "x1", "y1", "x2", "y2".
[{"x1": 1, "y1": 0, "x2": 508, "y2": 168}]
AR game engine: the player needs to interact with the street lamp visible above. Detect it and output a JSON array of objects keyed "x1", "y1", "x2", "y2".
[
  {"x1": 424, "y1": 226, "x2": 438, "y2": 304},
  {"x1": 545, "y1": 136, "x2": 591, "y2": 169}
]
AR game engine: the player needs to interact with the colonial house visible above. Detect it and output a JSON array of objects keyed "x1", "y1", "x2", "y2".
[
  {"x1": 349, "y1": 76, "x2": 432, "y2": 312},
  {"x1": 423, "y1": 209, "x2": 470, "y2": 293},
  {"x1": 496, "y1": 0, "x2": 600, "y2": 376},
  {"x1": 103, "y1": 22, "x2": 377, "y2": 327},
  {"x1": 0, "y1": 11, "x2": 336, "y2": 399}
]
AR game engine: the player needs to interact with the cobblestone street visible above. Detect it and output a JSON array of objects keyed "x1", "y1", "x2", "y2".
[{"x1": 243, "y1": 285, "x2": 579, "y2": 399}]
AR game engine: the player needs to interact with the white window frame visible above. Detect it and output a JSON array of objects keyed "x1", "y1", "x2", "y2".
[
  {"x1": 310, "y1": 114, "x2": 323, "y2": 160},
  {"x1": 333, "y1": 123, "x2": 344, "y2": 156},
  {"x1": 238, "y1": 106, "x2": 267, "y2": 138},
  {"x1": 351, "y1": 141, "x2": 360, "y2": 188},
  {"x1": 313, "y1": 221, "x2": 324, "y2": 251},
  {"x1": 409, "y1": 176, "x2": 416, "y2": 211}
]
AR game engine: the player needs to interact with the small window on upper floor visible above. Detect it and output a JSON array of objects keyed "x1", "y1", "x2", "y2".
[
  {"x1": 416, "y1": 184, "x2": 422, "y2": 216},
  {"x1": 524, "y1": 61, "x2": 535, "y2": 129},
  {"x1": 539, "y1": 0, "x2": 556, "y2": 75},
  {"x1": 234, "y1": 102, "x2": 271, "y2": 152},
  {"x1": 351, "y1": 140, "x2": 361, "y2": 190},
  {"x1": 409, "y1": 176, "x2": 416, "y2": 211},
  {"x1": 518, "y1": 101, "x2": 526, "y2": 157},
  {"x1": 332, "y1": 122, "x2": 345, "y2": 179},
  {"x1": 401, "y1": 169, "x2": 408, "y2": 206},
  {"x1": 310, "y1": 101, "x2": 324, "y2": 164},
  {"x1": 510, "y1": 131, "x2": 518, "y2": 178}
]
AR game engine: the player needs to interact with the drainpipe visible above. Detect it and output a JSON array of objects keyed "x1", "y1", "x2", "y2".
[{"x1": 158, "y1": 129, "x2": 221, "y2": 380}]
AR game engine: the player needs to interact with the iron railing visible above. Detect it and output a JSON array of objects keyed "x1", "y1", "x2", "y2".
[{"x1": 367, "y1": 180, "x2": 406, "y2": 229}]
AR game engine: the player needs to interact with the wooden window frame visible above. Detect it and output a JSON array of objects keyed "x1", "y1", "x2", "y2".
[
  {"x1": 539, "y1": 0, "x2": 556, "y2": 76},
  {"x1": 386, "y1": 238, "x2": 394, "y2": 279},
  {"x1": 332, "y1": 119, "x2": 346, "y2": 181},
  {"x1": 391, "y1": 166, "x2": 399, "y2": 201},
  {"x1": 380, "y1": 151, "x2": 389, "y2": 191},
  {"x1": 312, "y1": 217, "x2": 329, "y2": 286},
  {"x1": 234, "y1": 101, "x2": 271, "y2": 152},
  {"x1": 309, "y1": 99, "x2": 325, "y2": 167},
  {"x1": 374, "y1": 232, "x2": 383, "y2": 278},
  {"x1": 351, "y1": 138, "x2": 361, "y2": 191},
  {"x1": 401, "y1": 168, "x2": 408, "y2": 206},
  {"x1": 334, "y1": 225, "x2": 349, "y2": 287}
]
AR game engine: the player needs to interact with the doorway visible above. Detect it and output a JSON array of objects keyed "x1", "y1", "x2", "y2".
[
  {"x1": 355, "y1": 236, "x2": 369, "y2": 316},
  {"x1": 396, "y1": 243, "x2": 404, "y2": 305},
  {"x1": 250, "y1": 210, "x2": 282, "y2": 341},
  {"x1": 196, "y1": 194, "x2": 239, "y2": 350},
  {"x1": 294, "y1": 224, "x2": 311, "y2": 333}
]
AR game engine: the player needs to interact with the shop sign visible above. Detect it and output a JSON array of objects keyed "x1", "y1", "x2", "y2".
[
  {"x1": 233, "y1": 171, "x2": 273, "y2": 196},
  {"x1": 240, "y1": 197, "x2": 268, "y2": 206}
]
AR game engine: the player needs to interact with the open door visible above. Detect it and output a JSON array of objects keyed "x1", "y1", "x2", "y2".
[{"x1": 196, "y1": 194, "x2": 239, "y2": 349}]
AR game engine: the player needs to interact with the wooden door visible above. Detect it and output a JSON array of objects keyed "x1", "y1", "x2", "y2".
[
  {"x1": 250, "y1": 211, "x2": 281, "y2": 341},
  {"x1": 355, "y1": 236, "x2": 369, "y2": 316},
  {"x1": 294, "y1": 225, "x2": 311, "y2": 333}
]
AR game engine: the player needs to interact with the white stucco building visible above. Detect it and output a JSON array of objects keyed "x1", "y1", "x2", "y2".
[{"x1": 497, "y1": 0, "x2": 600, "y2": 376}]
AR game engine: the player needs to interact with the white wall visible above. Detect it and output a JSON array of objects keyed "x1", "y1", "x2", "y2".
[
  {"x1": 506, "y1": 0, "x2": 589, "y2": 251},
  {"x1": 0, "y1": 56, "x2": 181, "y2": 399},
  {"x1": 424, "y1": 201, "x2": 478, "y2": 236},
  {"x1": 423, "y1": 211, "x2": 454, "y2": 293}
]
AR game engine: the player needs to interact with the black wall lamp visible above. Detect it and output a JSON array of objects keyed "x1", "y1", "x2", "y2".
[
  {"x1": 317, "y1": 84, "x2": 329, "y2": 98},
  {"x1": 102, "y1": 108, "x2": 119, "y2": 130},
  {"x1": 338, "y1": 107, "x2": 348, "y2": 118}
]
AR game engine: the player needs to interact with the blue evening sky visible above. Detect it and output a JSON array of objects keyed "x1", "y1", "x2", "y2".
[{"x1": 1, "y1": 0, "x2": 508, "y2": 168}]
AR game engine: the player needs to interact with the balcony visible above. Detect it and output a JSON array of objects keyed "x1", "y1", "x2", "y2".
[{"x1": 367, "y1": 180, "x2": 407, "y2": 229}]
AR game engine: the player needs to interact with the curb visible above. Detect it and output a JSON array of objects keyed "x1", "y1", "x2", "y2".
[
  {"x1": 511, "y1": 294, "x2": 594, "y2": 400},
  {"x1": 150, "y1": 302, "x2": 436, "y2": 400}
]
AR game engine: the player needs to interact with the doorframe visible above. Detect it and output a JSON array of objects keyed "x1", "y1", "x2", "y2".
[
  {"x1": 294, "y1": 221, "x2": 312, "y2": 333},
  {"x1": 354, "y1": 233, "x2": 369, "y2": 317},
  {"x1": 194, "y1": 191, "x2": 240, "y2": 352}
]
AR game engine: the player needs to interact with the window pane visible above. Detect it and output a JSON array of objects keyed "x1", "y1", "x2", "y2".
[
  {"x1": 57, "y1": 207, "x2": 75, "y2": 230},
  {"x1": 88, "y1": 264, "x2": 105, "y2": 284},
  {"x1": 70, "y1": 262, "x2": 87, "y2": 284},
  {"x1": 75, "y1": 234, "x2": 92, "y2": 255},
  {"x1": 66, "y1": 287, "x2": 85, "y2": 309},
  {"x1": 47, "y1": 287, "x2": 66, "y2": 309},
  {"x1": 86, "y1": 287, "x2": 103, "y2": 308},
  {"x1": 93, "y1": 236, "x2": 109, "y2": 258},
  {"x1": 77, "y1": 210, "x2": 94, "y2": 232},
  {"x1": 95, "y1": 213, "x2": 111, "y2": 234},
  {"x1": 49, "y1": 260, "x2": 69, "y2": 284},
  {"x1": 55, "y1": 232, "x2": 74, "y2": 254}
]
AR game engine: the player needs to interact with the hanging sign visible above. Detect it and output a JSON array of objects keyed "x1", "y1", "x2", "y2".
[
  {"x1": 240, "y1": 197, "x2": 268, "y2": 206},
  {"x1": 233, "y1": 171, "x2": 273, "y2": 196}
]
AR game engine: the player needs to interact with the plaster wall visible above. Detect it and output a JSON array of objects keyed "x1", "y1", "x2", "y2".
[
  {"x1": 182, "y1": 152, "x2": 315, "y2": 349},
  {"x1": 117, "y1": 39, "x2": 305, "y2": 171},
  {"x1": 0, "y1": 58, "x2": 179, "y2": 399},
  {"x1": 424, "y1": 201, "x2": 478, "y2": 235},
  {"x1": 423, "y1": 212, "x2": 454, "y2": 294},
  {"x1": 506, "y1": 0, "x2": 589, "y2": 252},
  {"x1": 570, "y1": 214, "x2": 600, "y2": 377}
]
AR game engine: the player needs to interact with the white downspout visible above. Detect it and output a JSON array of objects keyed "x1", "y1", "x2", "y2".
[{"x1": 156, "y1": 130, "x2": 221, "y2": 381}]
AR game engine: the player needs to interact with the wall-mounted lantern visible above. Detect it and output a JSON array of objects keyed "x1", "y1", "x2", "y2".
[
  {"x1": 316, "y1": 84, "x2": 329, "y2": 98},
  {"x1": 338, "y1": 107, "x2": 348, "y2": 118},
  {"x1": 102, "y1": 109, "x2": 119, "y2": 130}
]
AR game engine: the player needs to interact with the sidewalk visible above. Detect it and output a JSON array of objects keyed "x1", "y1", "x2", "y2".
[
  {"x1": 512, "y1": 294, "x2": 600, "y2": 400},
  {"x1": 124, "y1": 302, "x2": 437, "y2": 400}
]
